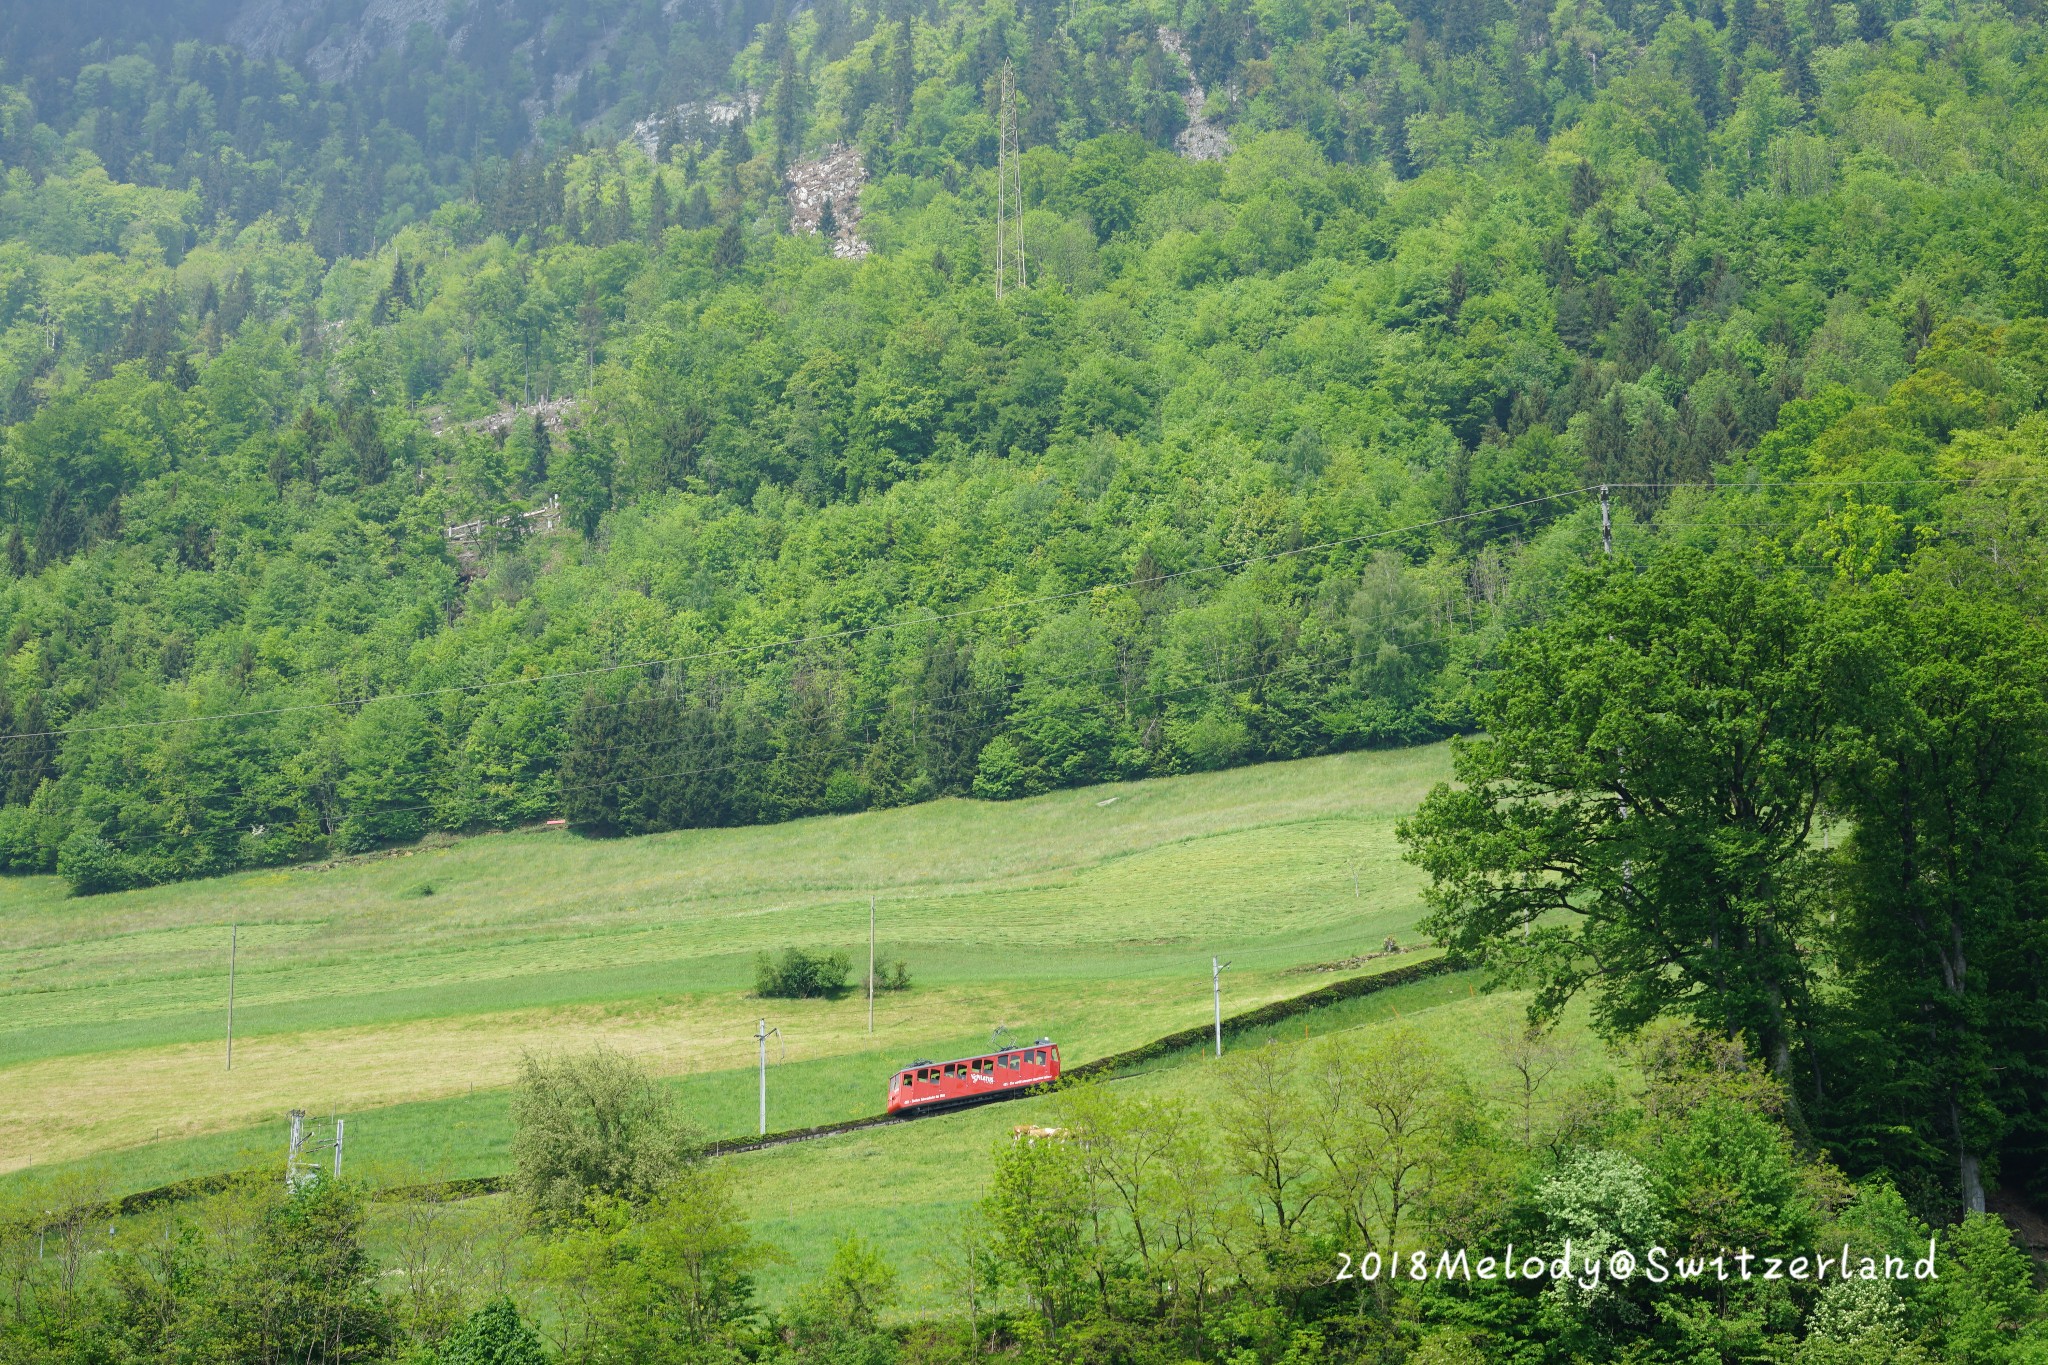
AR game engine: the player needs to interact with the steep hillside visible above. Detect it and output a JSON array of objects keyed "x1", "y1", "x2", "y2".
[{"x1": 4, "y1": 0, "x2": 2048, "y2": 895}]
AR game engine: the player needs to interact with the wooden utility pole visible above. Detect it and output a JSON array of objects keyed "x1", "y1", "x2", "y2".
[{"x1": 995, "y1": 61, "x2": 1026, "y2": 299}]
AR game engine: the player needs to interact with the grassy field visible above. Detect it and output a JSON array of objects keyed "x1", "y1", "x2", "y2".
[
  {"x1": 726, "y1": 967, "x2": 1532, "y2": 1306},
  {"x1": 342, "y1": 970, "x2": 1611, "y2": 1313},
  {"x1": 0, "y1": 743, "x2": 1453, "y2": 1187}
]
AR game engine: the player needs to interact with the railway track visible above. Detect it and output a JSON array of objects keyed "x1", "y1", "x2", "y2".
[{"x1": 103, "y1": 954, "x2": 1464, "y2": 1218}]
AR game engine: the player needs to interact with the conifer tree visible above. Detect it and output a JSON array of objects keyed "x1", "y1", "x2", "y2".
[{"x1": 648, "y1": 172, "x2": 670, "y2": 244}]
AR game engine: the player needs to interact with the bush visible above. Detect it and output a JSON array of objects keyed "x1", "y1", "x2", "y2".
[
  {"x1": 438, "y1": 1297, "x2": 547, "y2": 1365},
  {"x1": 755, "y1": 947, "x2": 853, "y2": 998},
  {"x1": 58, "y1": 830, "x2": 149, "y2": 896},
  {"x1": 508, "y1": 1046, "x2": 700, "y2": 1226},
  {"x1": 872, "y1": 955, "x2": 912, "y2": 992}
]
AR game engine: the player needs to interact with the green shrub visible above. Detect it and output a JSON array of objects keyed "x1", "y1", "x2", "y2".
[
  {"x1": 58, "y1": 830, "x2": 149, "y2": 896},
  {"x1": 438, "y1": 1297, "x2": 547, "y2": 1365},
  {"x1": 754, "y1": 947, "x2": 853, "y2": 998},
  {"x1": 508, "y1": 1046, "x2": 700, "y2": 1226},
  {"x1": 873, "y1": 956, "x2": 912, "y2": 992}
]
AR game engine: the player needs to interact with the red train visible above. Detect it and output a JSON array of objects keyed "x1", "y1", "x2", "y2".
[{"x1": 888, "y1": 1038, "x2": 1061, "y2": 1113}]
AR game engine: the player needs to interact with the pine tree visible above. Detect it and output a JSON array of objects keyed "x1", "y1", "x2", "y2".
[
  {"x1": 722, "y1": 118, "x2": 751, "y2": 172},
  {"x1": 346, "y1": 404, "x2": 389, "y2": 484},
  {"x1": 612, "y1": 181, "x2": 634, "y2": 244},
  {"x1": 1782, "y1": 47, "x2": 1819, "y2": 104},
  {"x1": 1730, "y1": 0, "x2": 1757, "y2": 53},
  {"x1": 1902, "y1": 298, "x2": 1935, "y2": 364},
  {"x1": 1616, "y1": 301, "x2": 1661, "y2": 377},
  {"x1": 1570, "y1": 159, "x2": 1602, "y2": 215},
  {"x1": 648, "y1": 173, "x2": 670, "y2": 245},
  {"x1": 297, "y1": 301, "x2": 324, "y2": 363},
  {"x1": 891, "y1": 20, "x2": 915, "y2": 130},
  {"x1": 713, "y1": 220, "x2": 745, "y2": 271},
  {"x1": 527, "y1": 413, "x2": 552, "y2": 488},
  {"x1": 1580, "y1": 389, "x2": 1630, "y2": 484},
  {"x1": 818, "y1": 196, "x2": 838, "y2": 237},
  {"x1": 1380, "y1": 79, "x2": 1414, "y2": 180},
  {"x1": 1810, "y1": 0, "x2": 1839, "y2": 45},
  {"x1": 775, "y1": 45, "x2": 802, "y2": 166},
  {"x1": 1758, "y1": 0, "x2": 1792, "y2": 57},
  {"x1": 561, "y1": 687, "x2": 629, "y2": 832}
]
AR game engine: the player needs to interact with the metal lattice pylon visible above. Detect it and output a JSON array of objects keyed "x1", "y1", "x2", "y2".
[
  {"x1": 995, "y1": 61, "x2": 1026, "y2": 300},
  {"x1": 285, "y1": 1109, "x2": 345, "y2": 1191}
]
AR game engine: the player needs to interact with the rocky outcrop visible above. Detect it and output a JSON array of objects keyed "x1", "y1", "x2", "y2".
[
  {"x1": 786, "y1": 146, "x2": 870, "y2": 260},
  {"x1": 631, "y1": 93, "x2": 762, "y2": 160},
  {"x1": 230, "y1": 0, "x2": 451, "y2": 81},
  {"x1": 426, "y1": 396, "x2": 581, "y2": 438},
  {"x1": 1158, "y1": 29, "x2": 1232, "y2": 161}
]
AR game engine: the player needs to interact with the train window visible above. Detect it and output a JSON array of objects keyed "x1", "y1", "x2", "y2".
[
  {"x1": 1033, "y1": 1049, "x2": 1046, "y2": 1065},
  {"x1": 981, "y1": 1058, "x2": 993, "y2": 1074}
]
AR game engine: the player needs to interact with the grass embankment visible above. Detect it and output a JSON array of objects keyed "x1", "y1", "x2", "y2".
[
  {"x1": 727, "y1": 966, "x2": 1526, "y2": 1305},
  {"x1": 1, "y1": 743, "x2": 1452, "y2": 1187},
  {"x1": 337, "y1": 970, "x2": 1609, "y2": 1312}
]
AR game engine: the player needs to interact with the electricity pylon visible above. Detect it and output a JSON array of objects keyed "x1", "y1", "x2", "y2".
[{"x1": 995, "y1": 61, "x2": 1026, "y2": 300}]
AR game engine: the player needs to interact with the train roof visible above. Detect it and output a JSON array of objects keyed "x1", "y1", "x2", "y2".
[{"x1": 895, "y1": 1038, "x2": 1055, "y2": 1071}]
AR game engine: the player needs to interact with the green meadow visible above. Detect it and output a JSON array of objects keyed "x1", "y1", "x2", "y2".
[
  {"x1": 347, "y1": 969, "x2": 1605, "y2": 1312},
  {"x1": 0, "y1": 743, "x2": 1455, "y2": 1189}
]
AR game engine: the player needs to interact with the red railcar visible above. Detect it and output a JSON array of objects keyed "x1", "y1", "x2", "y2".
[{"x1": 887, "y1": 1039, "x2": 1061, "y2": 1113}]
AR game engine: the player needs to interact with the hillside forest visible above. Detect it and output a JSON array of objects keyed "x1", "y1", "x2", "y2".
[
  {"x1": 4, "y1": 0, "x2": 2046, "y2": 888},
  {"x1": 4, "y1": 0, "x2": 2048, "y2": 1357}
]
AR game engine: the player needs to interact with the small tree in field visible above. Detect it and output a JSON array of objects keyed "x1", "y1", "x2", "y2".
[{"x1": 509, "y1": 1046, "x2": 699, "y2": 1227}]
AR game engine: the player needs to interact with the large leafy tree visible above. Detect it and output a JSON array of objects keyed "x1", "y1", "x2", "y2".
[
  {"x1": 1400, "y1": 547, "x2": 1860, "y2": 1121},
  {"x1": 1832, "y1": 574, "x2": 2048, "y2": 1213}
]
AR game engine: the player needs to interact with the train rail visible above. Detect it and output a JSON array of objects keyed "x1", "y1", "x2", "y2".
[{"x1": 98, "y1": 954, "x2": 1463, "y2": 1218}]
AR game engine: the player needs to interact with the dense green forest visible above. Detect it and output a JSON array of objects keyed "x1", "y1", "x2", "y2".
[{"x1": 9, "y1": 0, "x2": 2048, "y2": 891}]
